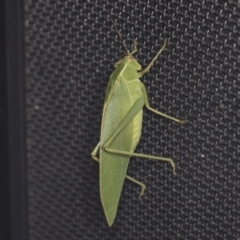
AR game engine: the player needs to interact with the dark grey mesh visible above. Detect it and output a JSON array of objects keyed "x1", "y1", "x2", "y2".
[{"x1": 25, "y1": 1, "x2": 240, "y2": 239}]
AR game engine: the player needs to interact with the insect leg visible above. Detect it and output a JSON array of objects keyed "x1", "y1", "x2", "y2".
[
  {"x1": 104, "y1": 147, "x2": 176, "y2": 175},
  {"x1": 126, "y1": 175, "x2": 146, "y2": 199},
  {"x1": 139, "y1": 39, "x2": 167, "y2": 76},
  {"x1": 139, "y1": 82, "x2": 186, "y2": 124},
  {"x1": 129, "y1": 40, "x2": 138, "y2": 55},
  {"x1": 91, "y1": 142, "x2": 100, "y2": 162},
  {"x1": 92, "y1": 143, "x2": 145, "y2": 195}
]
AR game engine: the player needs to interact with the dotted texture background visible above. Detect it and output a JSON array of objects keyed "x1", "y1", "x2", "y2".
[{"x1": 25, "y1": 1, "x2": 240, "y2": 239}]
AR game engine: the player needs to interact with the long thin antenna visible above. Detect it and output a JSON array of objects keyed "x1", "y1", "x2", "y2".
[{"x1": 100, "y1": 0, "x2": 129, "y2": 54}]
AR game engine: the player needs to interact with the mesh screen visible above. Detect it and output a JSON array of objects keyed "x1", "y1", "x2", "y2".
[{"x1": 25, "y1": 1, "x2": 240, "y2": 239}]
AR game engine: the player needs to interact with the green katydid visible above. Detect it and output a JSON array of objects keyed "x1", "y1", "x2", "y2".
[{"x1": 91, "y1": 8, "x2": 185, "y2": 227}]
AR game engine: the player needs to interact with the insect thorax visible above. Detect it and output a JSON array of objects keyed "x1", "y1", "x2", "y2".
[{"x1": 112, "y1": 55, "x2": 142, "y2": 81}]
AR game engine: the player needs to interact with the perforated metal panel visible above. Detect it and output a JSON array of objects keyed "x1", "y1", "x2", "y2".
[{"x1": 25, "y1": 1, "x2": 240, "y2": 239}]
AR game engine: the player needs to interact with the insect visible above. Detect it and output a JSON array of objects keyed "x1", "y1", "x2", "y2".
[{"x1": 91, "y1": 5, "x2": 185, "y2": 227}]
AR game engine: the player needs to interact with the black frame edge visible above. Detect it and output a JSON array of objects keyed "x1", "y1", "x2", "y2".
[
  {"x1": 5, "y1": 0, "x2": 28, "y2": 239},
  {"x1": 0, "y1": 0, "x2": 10, "y2": 239}
]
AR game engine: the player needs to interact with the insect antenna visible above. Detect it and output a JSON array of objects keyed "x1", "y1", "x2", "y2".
[{"x1": 100, "y1": 0, "x2": 129, "y2": 54}]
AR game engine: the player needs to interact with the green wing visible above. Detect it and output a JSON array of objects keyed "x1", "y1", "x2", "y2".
[{"x1": 100, "y1": 75, "x2": 143, "y2": 226}]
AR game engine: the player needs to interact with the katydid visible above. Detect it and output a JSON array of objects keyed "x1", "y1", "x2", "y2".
[{"x1": 91, "y1": 9, "x2": 185, "y2": 227}]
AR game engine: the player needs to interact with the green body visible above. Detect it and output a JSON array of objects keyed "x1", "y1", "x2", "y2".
[
  {"x1": 91, "y1": 40, "x2": 185, "y2": 226},
  {"x1": 100, "y1": 56, "x2": 143, "y2": 224}
]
